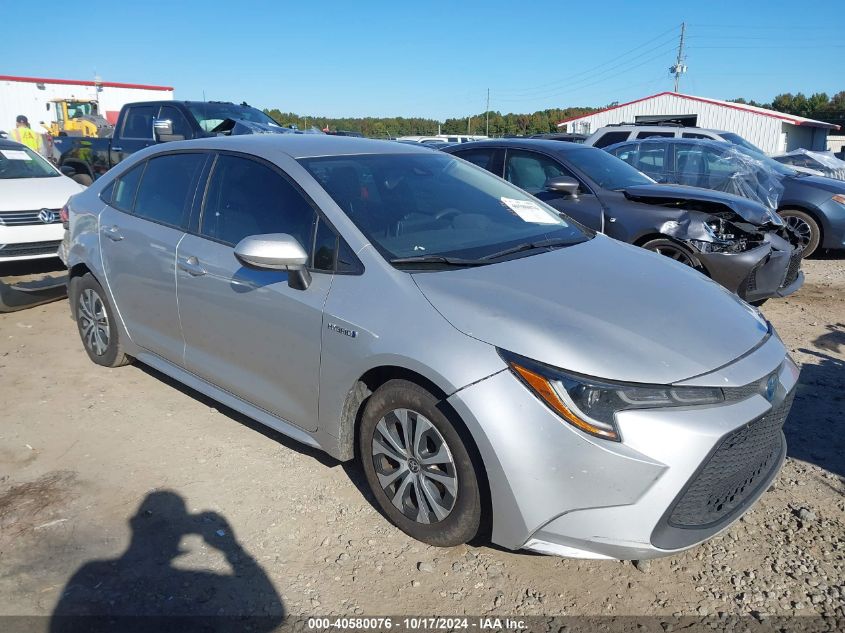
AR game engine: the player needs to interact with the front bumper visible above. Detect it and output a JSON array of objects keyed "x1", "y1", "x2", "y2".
[
  {"x1": 697, "y1": 233, "x2": 803, "y2": 303},
  {"x1": 447, "y1": 335, "x2": 799, "y2": 559},
  {"x1": 0, "y1": 223, "x2": 64, "y2": 262}
]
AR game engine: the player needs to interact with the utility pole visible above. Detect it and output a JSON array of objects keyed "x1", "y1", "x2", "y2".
[
  {"x1": 671, "y1": 22, "x2": 687, "y2": 92},
  {"x1": 485, "y1": 88, "x2": 490, "y2": 137}
]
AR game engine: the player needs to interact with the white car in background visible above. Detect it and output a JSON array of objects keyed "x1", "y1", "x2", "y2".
[{"x1": 0, "y1": 139, "x2": 85, "y2": 263}]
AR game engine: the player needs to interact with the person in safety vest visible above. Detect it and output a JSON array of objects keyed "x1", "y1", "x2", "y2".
[{"x1": 9, "y1": 115, "x2": 46, "y2": 155}]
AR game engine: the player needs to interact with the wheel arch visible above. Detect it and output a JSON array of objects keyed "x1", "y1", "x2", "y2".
[
  {"x1": 778, "y1": 205, "x2": 825, "y2": 247},
  {"x1": 339, "y1": 364, "x2": 493, "y2": 541}
]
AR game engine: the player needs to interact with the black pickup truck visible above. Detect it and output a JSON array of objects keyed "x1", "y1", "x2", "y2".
[{"x1": 55, "y1": 100, "x2": 292, "y2": 184}]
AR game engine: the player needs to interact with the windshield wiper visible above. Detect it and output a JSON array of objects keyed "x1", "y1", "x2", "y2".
[
  {"x1": 389, "y1": 255, "x2": 489, "y2": 267},
  {"x1": 480, "y1": 237, "x2": 577, "y2": 261}
]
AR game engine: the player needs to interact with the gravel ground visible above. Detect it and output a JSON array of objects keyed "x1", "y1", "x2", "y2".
[{"x1": 0, "y1": 257, "x2": 843, "y2": 621}]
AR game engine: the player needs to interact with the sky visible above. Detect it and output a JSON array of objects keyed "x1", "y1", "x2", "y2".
[{"x1": 2, "y1": 0, "x2": 844, "y2": 121}]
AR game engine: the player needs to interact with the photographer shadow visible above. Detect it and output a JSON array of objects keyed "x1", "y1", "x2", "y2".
[{"x1": 50, "y1": 490, "x2": 285, "y2": 633}]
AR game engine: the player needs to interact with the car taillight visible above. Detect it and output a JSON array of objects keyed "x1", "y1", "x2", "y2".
[{"x1": 60, "y1": 205, "x2": 69, "y2": 228}]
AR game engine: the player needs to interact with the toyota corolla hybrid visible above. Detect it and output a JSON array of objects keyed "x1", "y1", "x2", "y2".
[{"x1": 64, "y1": 136, "x2": 798, "y2": 560}]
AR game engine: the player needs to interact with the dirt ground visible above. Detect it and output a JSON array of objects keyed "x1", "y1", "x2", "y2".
[{"x1": 0, "y1": 256, "x2": 843, "y2": 623}]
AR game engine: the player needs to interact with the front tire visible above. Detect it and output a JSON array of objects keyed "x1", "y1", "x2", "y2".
[
  {"x1": 70, "y1": 273, "x2": 129, "y2": 367},
  {"x1": 779, "y1": 209, "x2": 820, "y2": 257},
  {"x1": 359, "y1": 380, "x2": 481, "y2": 547},
  {"x1": 641, "y1": 238, "x2": 701, "y2": 269}
]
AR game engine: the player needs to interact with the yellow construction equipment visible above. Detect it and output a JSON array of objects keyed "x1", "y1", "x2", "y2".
[{"x1": 43, "y1": 99, "x2": 113, "y2": 138}]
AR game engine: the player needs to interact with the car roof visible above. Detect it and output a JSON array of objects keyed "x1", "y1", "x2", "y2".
[
  {"x1": 141, "y1": 134, "x2": 439, "y2": 159},
  {"x1": 444, "y1": 138, "x2": 594, "y2": 154},
  {"x1": 0, "y1": 138, "x2": 27, "y2": 150}
]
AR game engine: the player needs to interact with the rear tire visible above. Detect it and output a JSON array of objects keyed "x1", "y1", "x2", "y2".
[
  {"x1": 72, "y1": 173, "x2": 93, "y2": 187},
  {"x1": 359, "y1": 380, "x2": 481, "y2": 547},
  {"x1": 778, "y1": 209, "x2": 820, "y2": 257},
  {"x1": 70, "y1": 273, "x2": 129, "y2": 367}
]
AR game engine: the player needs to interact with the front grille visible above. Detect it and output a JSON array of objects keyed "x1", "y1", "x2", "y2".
[
  {"x1": 0, "y1": 209, "x2": 62, "y2": 226},
  {"x1": 667, "y1": 389, "x2": 794, "y2": 529},
  {"x1": 781, "y1": 251, "x2": 802, "y2": 288},
  {"x1": 0, "y1": 240, "x2": 62, "y2": 257}
]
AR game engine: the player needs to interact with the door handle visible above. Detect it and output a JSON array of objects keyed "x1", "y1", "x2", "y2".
[
  {"x1": 102, "y1": 225, "x2": 124, "y2": 241},
  {"x1": 178, "y1": 255, "x2": 207, "y2": 277},
  {"x1": 111, "y1": 146, "x2": 123, "y2": 152}
]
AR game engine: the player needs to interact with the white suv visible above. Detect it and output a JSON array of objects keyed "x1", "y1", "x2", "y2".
[
  {"x1": 584, "y1": 125, "x2": 765, "y2": 154},
  {"x1": 0, "y1": 139, "x2": 84, "y2": 262}
]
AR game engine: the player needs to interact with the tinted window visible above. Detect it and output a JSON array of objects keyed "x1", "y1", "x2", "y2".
[
  {"x1": 299, "y1": 153, "x2": 588, "y2": 262},
  {"x1": 453, "y1": 148, "x2": 498, "y2": 172},
  {"x1": 201, "y1": 154, "x2": 316, "y2": 249},
  {"x1": 562, "y1": 147, "x2": 655, "y2": 190},
  {"x1": 158, "y1": 105, "x2": 192, "y2": 140},
  {"x1": 505, "y1": 150, "x2": 567, "y2": 194},
  {"x1": 111, "y1": 163, "x2": 145, "y2": 212},
  {"x1": 682, "y1": 132, "x2": 712, "y2": 140},
  {"x1": 99, "y1": 181, "x2": 115, "y2": 204},
  {"x1": 591, "y1": 131, "x2": 630, "y2": 148},
  {"x1": 121, "y1": 105, "x2": 156, "y2": 139},
  {"x1": 635, "y1": 131, "x2": 675, "y2": 139},
  {"x1": 313, "y1": 217, "x2": 338, "y2": 271},
  {"x1": 134, "y1": 153, "x2": 206, "y2": 227}
]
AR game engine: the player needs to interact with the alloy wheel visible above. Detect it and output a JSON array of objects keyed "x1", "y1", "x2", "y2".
[
  {"x1": 651, "y1": 243, "x2": 696, "y2": 267},
  {"x1": 783, "y1": 215, "x2": 813, "y2": 251},
  {"x1": 371, "y1": 408, "x2": 458, "y2": 524},
  {"x1": 77, "y1": 288, "x2": 110, "y2": 356}
]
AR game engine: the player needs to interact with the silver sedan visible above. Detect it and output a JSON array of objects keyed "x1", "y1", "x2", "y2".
[{"x1": 64, "y1": 135, "x2": 798, "y2": 559}]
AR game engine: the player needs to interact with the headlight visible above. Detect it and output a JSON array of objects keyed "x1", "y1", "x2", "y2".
[
  {"x1": 832, "y1": 194, "x2": 845, "y2": 207},
  {"x1": 499, "y1": 350, "x2": 724, "y2": 442}
]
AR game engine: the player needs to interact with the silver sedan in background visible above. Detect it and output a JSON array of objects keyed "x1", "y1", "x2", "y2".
[{"x1": 64, "y1": 135, "x2": 798, "y2": 559}]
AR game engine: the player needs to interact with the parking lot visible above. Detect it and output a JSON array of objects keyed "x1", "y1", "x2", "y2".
[{"x1": 1, "y1": 255, "x2": 842, "y2": 620}]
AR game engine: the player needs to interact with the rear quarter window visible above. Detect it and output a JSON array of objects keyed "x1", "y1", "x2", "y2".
[{"x1": 592, "y1": 131, "x2": 631, "y2": 148}]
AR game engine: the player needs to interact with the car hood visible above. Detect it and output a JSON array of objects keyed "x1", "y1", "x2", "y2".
[
  {"x1": 412, "y1": 236, "x2": 769, "y2": 385},
  {"x1": 788, "y1": 173, "x2": 845, "y2": 193},
  {"x1": 0, "y1": 175, "x2": 85, "y2": 211},
  {"x1": 621, "y1": 183, "x2": 778, "y2": 225}
]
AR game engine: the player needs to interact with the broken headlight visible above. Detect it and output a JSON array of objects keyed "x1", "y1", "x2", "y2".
[{"x1": 499, "y1": 350, "x2": 724, "y2": 441}]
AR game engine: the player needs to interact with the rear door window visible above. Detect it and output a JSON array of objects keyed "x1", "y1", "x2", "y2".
[
  {"x1": 452, "y1": 148, "x2": 503, "y2": 176},
  {"x1": 591, "y1": 131, "x2": 630, "y2": 148},
  {"x1": 635, "y1": 131, "x2": 675, "y2": 139},
  {"x1": 133, "y1": 153, "x2": 206, "y2": 228},
  {"x1": 120, "y1": 105, "x2": 156, "y2": 140}
]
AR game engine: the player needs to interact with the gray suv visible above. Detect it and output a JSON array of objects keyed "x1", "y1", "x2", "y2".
[
  {"x1": 585, "y1": 124, "x2": 765, "y2": 154},
  {"x1": 65, "y1": 135, "x2": 799, "y2": 560}
]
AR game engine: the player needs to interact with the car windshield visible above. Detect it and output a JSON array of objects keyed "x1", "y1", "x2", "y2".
[
  {"x1": 187, "y1": 103, "x2": 281, "y2": 133},
  {"x1": 564, "y1": 147, "x2": 655, "y2": 190},
  {"x1": 720, "y1": 132, "x2": 766, "y2": 155},
  {"x1": 0, "y1": 146, "x2": 59, "y2": 179},
  {"x1": 299, "y1": 152, "x2": 590, "y2": 263}
]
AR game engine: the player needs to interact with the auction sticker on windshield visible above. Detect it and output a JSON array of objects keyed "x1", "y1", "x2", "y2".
[
  {"x1": 1, "y1": 150, "x2": 32, "y2": 161},
  {"x1": 501, "y1": 197, "x2": 559, "y2": 224}
]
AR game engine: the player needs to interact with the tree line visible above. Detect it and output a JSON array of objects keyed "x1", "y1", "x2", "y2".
[
  {"x1": 263, "y1": 90, "x2": 845, "y2": 138},
  {"x1": 732, "y1": 91, "x2": 845, "y2": 130},
  {"x1": 263, "y1": 107, "x2": 597, "y2": 137}
]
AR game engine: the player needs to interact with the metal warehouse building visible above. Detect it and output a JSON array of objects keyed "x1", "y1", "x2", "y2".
[
  {"x1": 557, "y1": 91, "x2": 839, "y2": 154},
  {"x1": 0, "y1": 74, "x2": 173, "y2": 134}
]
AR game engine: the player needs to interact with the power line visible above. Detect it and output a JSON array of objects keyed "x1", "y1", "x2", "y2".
[{"x1": 494, "y1": 24, "x2": 679, "y2": 97}]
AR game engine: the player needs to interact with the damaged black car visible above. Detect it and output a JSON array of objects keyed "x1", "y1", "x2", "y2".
[{"x1": 444, "y1": 139, "x2": 803, "y2": 304}]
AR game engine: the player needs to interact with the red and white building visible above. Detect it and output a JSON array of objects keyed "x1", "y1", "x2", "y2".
[
  {"x1": 0, "y1": 74, "x2": 174, "y2": 134},
  {"x1": 557, "y1": 91, "x2": 839, "y2": 155}
]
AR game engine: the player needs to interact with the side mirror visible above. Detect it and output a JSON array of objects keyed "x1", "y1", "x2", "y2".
[
  {"x1": 153, "y1": 118, "x2": 173, "y2": 136},
  {"x1": 234, "y1": 233, "x2": 312, "y2": 290},
  {"x1": 545, "y1": 175, "x2": 580, "y2": 197}
]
